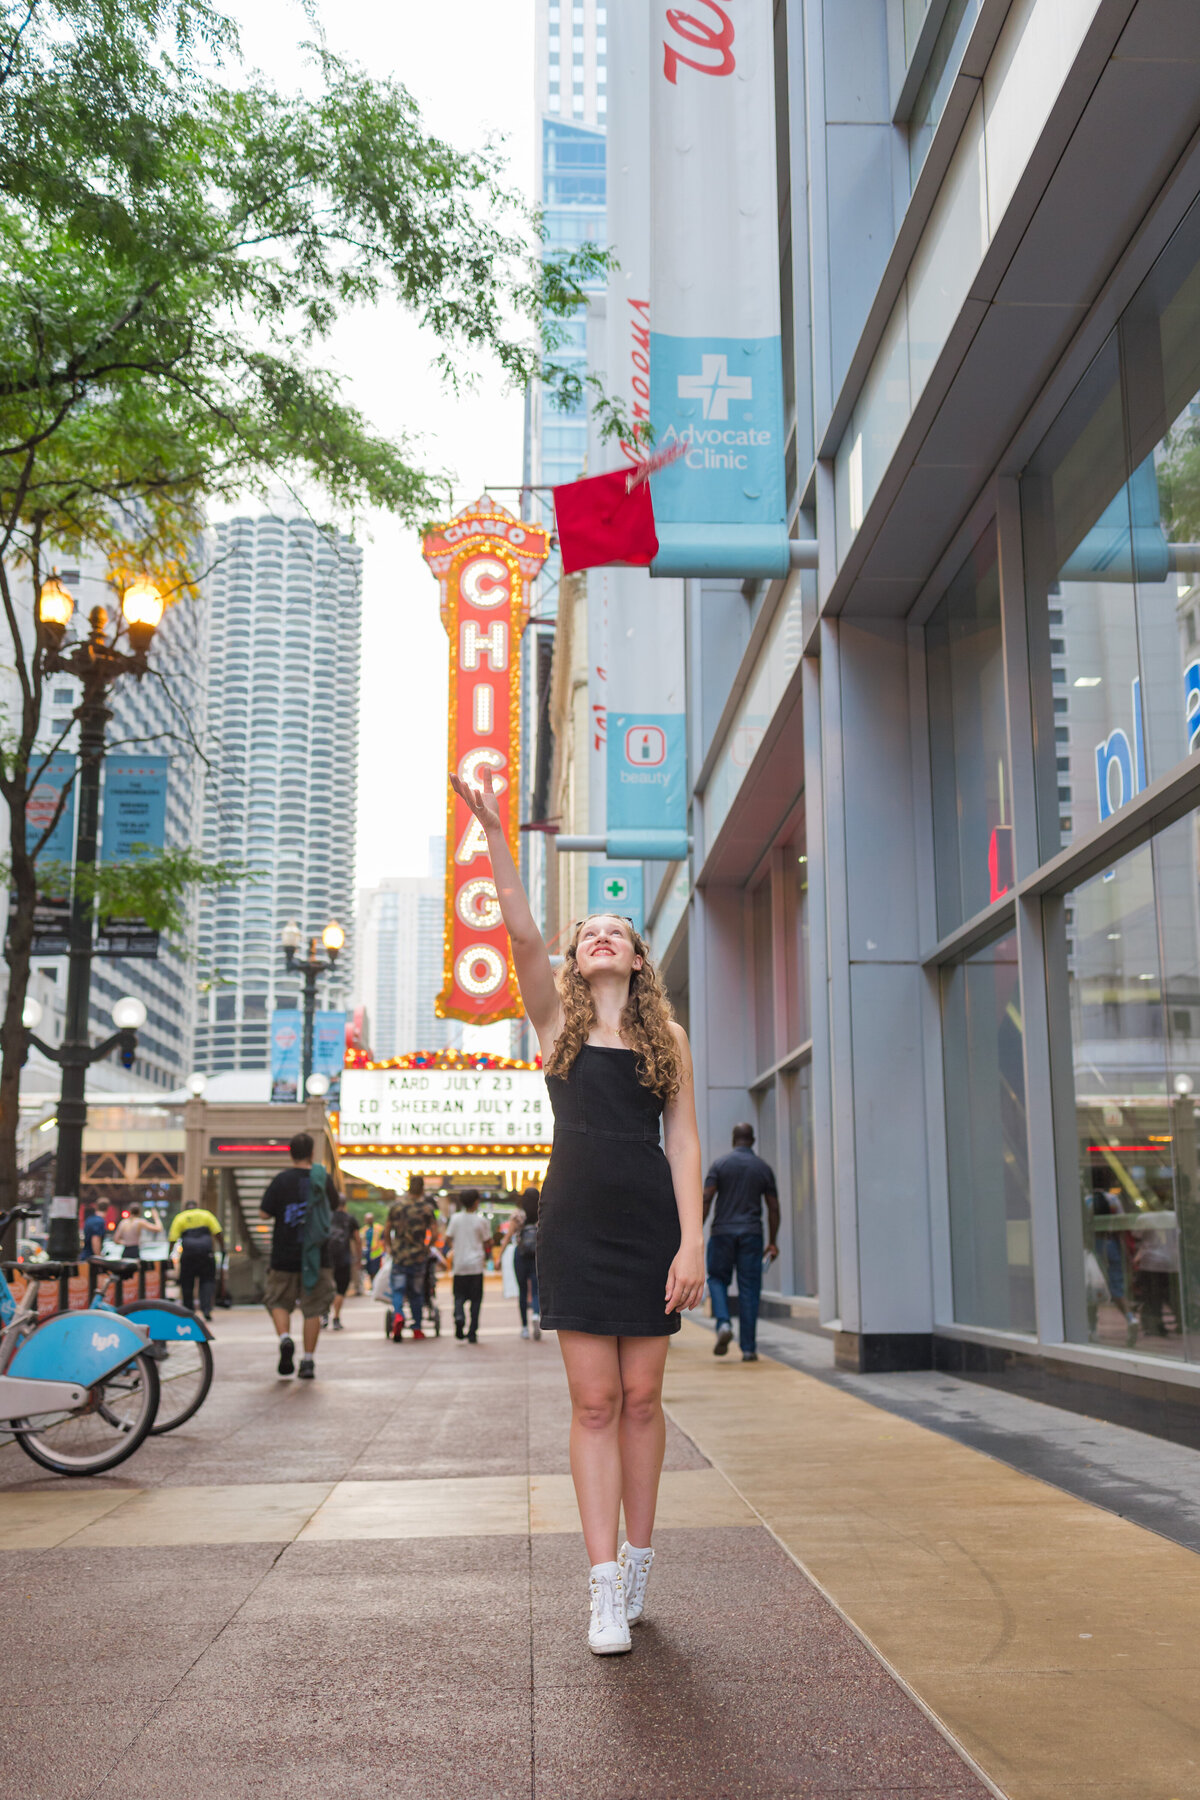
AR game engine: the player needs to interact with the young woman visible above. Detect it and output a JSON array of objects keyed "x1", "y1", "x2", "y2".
[{"x1": 451, "y1": 767, "x2": 705, "y2": 1655}]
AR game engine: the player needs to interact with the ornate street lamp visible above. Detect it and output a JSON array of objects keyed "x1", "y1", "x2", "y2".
[
  {"x1": 33, "y1": 574, "x2": 164, "y2": 1246},
  {"x1": 280, "y1": 918, "x2": 344, "y2": 1092}
]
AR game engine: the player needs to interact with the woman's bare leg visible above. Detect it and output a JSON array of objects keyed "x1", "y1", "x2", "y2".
[
  {"x1": 558, "y1": 1330, "x2": 623, "y2": 1565},
  {"x1": 617, "y1": 1335, "x2": 670, "y2": 1547}
]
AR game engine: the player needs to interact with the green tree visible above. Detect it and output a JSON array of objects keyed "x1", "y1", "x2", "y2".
[{"x1": 0, "y1": 0, "x2": 605, "y2": 1208}]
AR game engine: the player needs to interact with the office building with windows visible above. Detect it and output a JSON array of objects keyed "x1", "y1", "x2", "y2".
[
  {"x1": 522, "y1": 1, "x2": 607, "y2": 950},
  {"x1": 14, "y1": 555, "x2": 209, "y2": 1092},
  {"x1": 592, "y1": 0, "x2": 1200, "y2": 1438},
  {"x1": 192, "y1": 513, "x2": 360, "y2": 1073},
  {"x1": 355, "y1": 841, "x2": 463, "y2": 1058}
]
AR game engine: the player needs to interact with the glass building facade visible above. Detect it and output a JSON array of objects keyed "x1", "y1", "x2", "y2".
[{"x1": 593, "y1": 0, "x2": 1200, "y2": 1437}]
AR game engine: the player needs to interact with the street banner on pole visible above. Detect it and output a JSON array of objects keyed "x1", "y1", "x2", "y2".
[
  {"x1": 93, "y1": 753, "x2": 169, "y2": 957},
  {"x1": 422, "y1": 499, "x2": 552, "y2": 1024},
  {"x1": 270, "y1": 1008, "x2": 302, "y2": 1103},
  {"x1": 101, "y1": 755, "x2": 169, "y2": 860},
  {"x1": 588, "y1": 864, "x2": 645, "y2": 935},
  {"x1": 649, "y1": 0, "x2": 787, "y2": 578},
  {"x1": 25, "y1": 753, "x2": 77, "y2": 865},
  {"x1": 606, "y1": 714, "x2": 688, "y2": 859},
  {"x1": 313, "y1": 1010, "x2": 347, "y2": 1105},
  {"x1": 599, "y1": 0, "x2": 688, "y2": 863}
]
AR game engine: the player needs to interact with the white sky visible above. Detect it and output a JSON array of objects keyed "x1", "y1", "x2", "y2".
[{"x1": 226, "y1": 0, "x2": 535, "y2": 887}]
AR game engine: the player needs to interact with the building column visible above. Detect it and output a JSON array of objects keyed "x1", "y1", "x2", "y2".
[{"x1": 819, "y1": 616, "x2": 934, "y2": 1370}]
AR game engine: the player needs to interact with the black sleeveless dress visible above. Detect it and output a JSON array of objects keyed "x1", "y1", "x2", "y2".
[{"x1": 537, "y1": 1044, "x2": 681, "y2": 1337}]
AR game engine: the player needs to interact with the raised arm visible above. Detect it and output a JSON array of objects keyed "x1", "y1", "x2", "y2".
[{"x1": 449, "y1": 766, "x2": 562, "y2": 1046}]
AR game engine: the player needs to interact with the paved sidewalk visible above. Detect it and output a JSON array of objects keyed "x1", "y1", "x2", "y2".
[{"x1": 0, "y1": 1293, "x2": 987, "y2": 1800}]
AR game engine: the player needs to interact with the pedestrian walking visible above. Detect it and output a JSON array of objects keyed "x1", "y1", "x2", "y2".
[
  {"x1": 112, "y1": 1202, "x2": 149, "y2": 1257},
  {"x1": 81, "y1": 1200, "x2": 107, "y2": 1259},
  {"x1": 703, "y1": 1123, "x2": 780, "y2": 1363},
  {"x1": 451, "y1": 767, "x2": 704, "y2": 1656},
  {"x1": 327, "y1": 1193, "x2": 360, "y2": 1330},
  {"x1": 362, "y1": 1210, "x2": 385, "y2": 1283},
  {"x1": 259, "y1": 1131, "x2": 336, "y2": 1379},
  {"x1": 506, "y1": 1186, "x2": 542, "y2": 1340},
  {"x1": 445, "y1": 1190, "x2": 493, "y2": 1342},
  {"x1": 386, "y1": 1175, "x2": 437, "y2": 1341},
  {"x1": 168, "y1": 1204, "x2": 224, "y2": 1320}
]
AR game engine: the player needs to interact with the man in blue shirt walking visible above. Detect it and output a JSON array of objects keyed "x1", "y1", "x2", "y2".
[{"x1": 703, "y1": 1123, "x2": 780, "y2": 1363}]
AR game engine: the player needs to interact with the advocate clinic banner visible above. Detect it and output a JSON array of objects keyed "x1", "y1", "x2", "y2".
[
  {"x1": 649, "y1": 0, "x2": 787, "y2": 578},
  {"x1": 422, "y1": 499, "x2": 551, "y2": 1023},
  {"x1": 602, "y1": 0, "x2": 687, "y2": 862}
]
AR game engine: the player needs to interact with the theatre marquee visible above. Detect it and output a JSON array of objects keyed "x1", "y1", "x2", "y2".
[{"x1": 338, "y1": 1065, "x2": 552, "y2": 1154}]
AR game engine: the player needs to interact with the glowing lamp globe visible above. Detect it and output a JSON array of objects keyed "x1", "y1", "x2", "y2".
[
  {"x1": 121, "y1": 579, "x2": 164, "y2": 653},
  {"x1": 37, "y1": 576, "x2": 75, "y2": 645}
]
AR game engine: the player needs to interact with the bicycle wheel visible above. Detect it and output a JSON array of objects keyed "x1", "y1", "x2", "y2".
[
  {"x1": 13, "y1": 1350, "x2": 160, "y2": 1476},
  {"x1": 147, "y1": 1338, "x2": 214, "y2": 1434}
]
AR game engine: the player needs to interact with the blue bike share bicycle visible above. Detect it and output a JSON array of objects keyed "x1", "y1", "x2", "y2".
[
  {"x1": 0, "y1": 1205, "x2": 161, "y2": 1475},
  {"x1": 90, "y1": 1256, "x2": 214, "y2": 1433}
]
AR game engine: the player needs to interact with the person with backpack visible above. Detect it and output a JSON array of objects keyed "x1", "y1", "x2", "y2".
[
  {"x1": 326, "y1": 1193, "x2": 360, "y2": 1331},
  {"x1": 259, "y1": 1131, "x2": 336, "y2": 1379},
  {"x1": 168, "y1": 1203, "x2": 224, "y2": 1320},
  {"x1": 509, "y1": 1186, "x2": 541, "y2": 1341}
]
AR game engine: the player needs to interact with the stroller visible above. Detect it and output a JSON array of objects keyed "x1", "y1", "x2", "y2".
[{"x1": 383, "y1": 1252, "x2": 442, "y2": 1339}]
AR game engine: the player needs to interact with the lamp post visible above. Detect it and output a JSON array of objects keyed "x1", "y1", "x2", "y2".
[
  {"x1": 33, "y1": 575, "x2": 164, "y2": 1249},
  {"x1": 280, "y1": 919, "x2": 344, "y2": 1092}
]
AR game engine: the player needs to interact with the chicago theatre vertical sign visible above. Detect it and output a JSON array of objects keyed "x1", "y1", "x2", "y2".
[{"x1": 422, "y1": 498, "x2": 551, "y2": 1023}]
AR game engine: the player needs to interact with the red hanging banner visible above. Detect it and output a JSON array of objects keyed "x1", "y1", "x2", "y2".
[{"x1": 421, "y1": 497, "x2": 551, "y2": 1024}]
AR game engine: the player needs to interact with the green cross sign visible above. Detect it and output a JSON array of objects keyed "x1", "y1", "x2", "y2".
[{"x1": 603, "y1": 877, "x2": 630, "y2": 901}]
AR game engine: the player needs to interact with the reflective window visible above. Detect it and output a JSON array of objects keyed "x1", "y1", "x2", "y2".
[
  {"x1": 926, "y1": 533, "x2": 1010, "y2": 934},
  {"x1": 1059, "y1": 821, "x2": 1200, "y2": 1361},
  {"x1": 783, "y1": 1062, "x2": 817, "y2": 1297},
  {"x1": 908, "y1": 0, "x2": 984, "y2": 185},
  {"x1": 1023, "y1": 197, "x2": 1200, "y2": 857},
  {"x1": 940, "y1": 928, "x2": 1034, "y2": 1331},
  {"x1": 752, "y1": 878, "x2": 775, "y2": 1074},
  {"x1": 1023, "y1": 338, "x2": 1135, "y2": 857},
  {"x1": 782, "y1": 841, "x2": 810, "y2": 1048},
  {"x1": 755, "y1": 1078, "x2": 778, "y2": 1189},
  {"x1": 705, "y1": 582, "x2": 804, "y2": 847}
]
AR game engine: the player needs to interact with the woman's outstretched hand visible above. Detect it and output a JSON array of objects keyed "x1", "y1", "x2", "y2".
[
  {"x1": 665, "y1": 1240, "x2": 707, "y2": 1315},
  {"x1": 450, "y1": 765, "x2": 502, "y2": 834}
]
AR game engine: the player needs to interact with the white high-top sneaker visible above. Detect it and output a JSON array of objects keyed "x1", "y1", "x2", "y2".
[
  {"x1": 619, "y1": 1542, "x2": 654, "y2": 1625},
  {"x1": 587, "y1": 1561, "x2": 632, "y2": 1654}
]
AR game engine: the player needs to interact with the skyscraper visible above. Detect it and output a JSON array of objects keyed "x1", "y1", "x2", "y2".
[
  {"x1": 16, "y1": 552, "x2": 208, "y2": 1092},
  {"x1": 192, "y1": 513, "x2": 361, "y2": 1073},
  {"x1": 354, "y1": 840, "x2": 462, "y2": 1058},
  {"x1": 523, "y1": 0, "x2": 607, "y2": 955}
]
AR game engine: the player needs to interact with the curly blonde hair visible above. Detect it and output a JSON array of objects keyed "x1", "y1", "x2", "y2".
[{"x1": 545, "y1": 914, "x2": 682, "y2": 1101}]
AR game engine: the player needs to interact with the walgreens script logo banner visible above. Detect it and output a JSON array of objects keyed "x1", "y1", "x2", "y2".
[
  {"x1": 649, "y1": 0, "x2": 787, "y2": 576},
  {"x1": 422, "y1": 499, "x2": 551, "y2": 1024}
]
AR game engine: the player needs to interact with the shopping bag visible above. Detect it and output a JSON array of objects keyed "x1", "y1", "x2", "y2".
[
  {"x1": 501, "y1": 1241, "x2": 519, "y2": 1299},
  {"x1": 371, "y1": 1255, "x2": 393, "y2": 1303}
]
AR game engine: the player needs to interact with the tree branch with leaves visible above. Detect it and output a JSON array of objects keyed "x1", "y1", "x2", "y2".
[{"x1": 0, "y1": 0, "x2": 612, "y2": 1208}]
